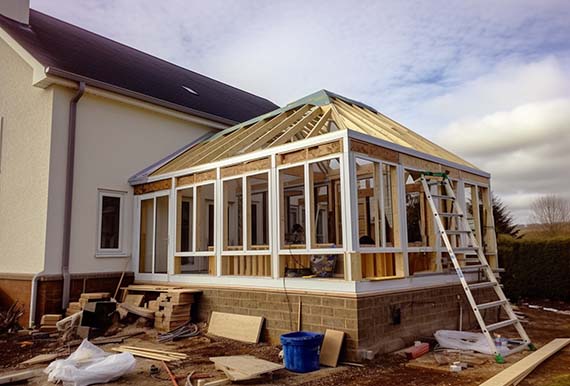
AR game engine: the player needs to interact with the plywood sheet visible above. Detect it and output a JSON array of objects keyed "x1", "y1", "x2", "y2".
[
  {"x1": 208, "y1": 312, "x2": 264, "y2": 343},
  {"x1": 210, "y1": 355, "x2": 283, "y2": 380},
  {"x1": 320, "y1": 329, "x2": 345, "y2": 367}
]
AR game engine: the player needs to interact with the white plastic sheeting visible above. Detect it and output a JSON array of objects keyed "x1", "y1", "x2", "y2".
[
  {"x1": 434, "y1": 330, "x2": 508, "y2": 355},
  {"x1": 45, "y1": 339, "x2": 136, "y2": 386}
]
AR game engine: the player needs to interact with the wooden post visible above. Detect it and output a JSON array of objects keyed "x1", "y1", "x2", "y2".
[
  {"x1": 481, "y1": 187, "x2": 498, "y2": 268},
  {"x1": 395, "y1": 165, "x2": 407, "y2": 277}
]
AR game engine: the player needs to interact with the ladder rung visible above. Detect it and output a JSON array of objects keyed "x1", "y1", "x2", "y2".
[
  {"x1": 453, "y1": 247, "x2": 478, "y2": 253},
  {"x1": 427, "y1": 181, "x2": 445, "y2": 186},
  {"x1": 468, "y1": 281, "x2": 497, "y2": 290},
  {"x1": 445, "y1": 230, "x2": 471, "y2": 235},
  {"x1": 439, "y1": 213, "x2": 463, "y2": 217},
  {"x1": 461, "y1": 264, "x2": 488, "y2": 272},
  {"x1": 477, "y1": 300, "x2": 507, "y2": 310},
  {"x1": 486, "y1": 318, "x2": 518, "y2": 332},
  {"x1": 431, "y1": 194, "x2": 455, "y2": 200},
  {"x1": 444, "y1": 259, "x2": 480, "y2": 265}
]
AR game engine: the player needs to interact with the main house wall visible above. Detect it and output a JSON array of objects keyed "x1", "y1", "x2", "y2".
[
  {"x1": 45, "y1": 87, "x2": 215, "y2": 275},
  {"x1": 0, "y1": 38, "x2": 53, "y2": 275},
  {"x1": 194, "y1": 284, "x2": 498, "y2": 361}
]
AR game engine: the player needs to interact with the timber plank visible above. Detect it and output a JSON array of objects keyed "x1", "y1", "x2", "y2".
[
  {"x1": 208, "y1": 312, "x2": 264, "y2": 343},
  {"x1": 0, "y1": 369, "x2": 41, "y2": 385},
  {"x1": 479, "y1": 339, "x2": 570, "y2": 386}
]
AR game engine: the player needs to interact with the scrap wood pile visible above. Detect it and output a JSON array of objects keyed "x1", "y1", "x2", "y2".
[
  {"x1": 112, "y1": 345, "x2": 187, "y2": 361},
  {"x1": 39, "y1": 314, "x2": 61, "y2": 332},
  {"x1": 66, "y1": 292, "x2": 110, "y2": 316},
  {"x1": 115, "y1": 285, "x2": 200, "y2": 331},
  {"x1": 57, "y1": 285, "x2": 201, "y2": 343},
  {"x1": 0, "y1": 301, "x2": 24, "y2": 333}
]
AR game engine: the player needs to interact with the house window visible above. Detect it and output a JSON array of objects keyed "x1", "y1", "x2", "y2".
[{"x1": 97, "y1": 190, "x2": 125, "y2": 254}]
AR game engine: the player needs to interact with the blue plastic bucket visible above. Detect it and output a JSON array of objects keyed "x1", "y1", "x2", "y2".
[{"x1": 280, "y1": 331, "x2": 324, "y2": 373}]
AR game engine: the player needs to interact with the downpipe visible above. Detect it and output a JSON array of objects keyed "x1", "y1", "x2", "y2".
[{"x1": 61, "y1": 81, "x2": 85, "y2": 310}]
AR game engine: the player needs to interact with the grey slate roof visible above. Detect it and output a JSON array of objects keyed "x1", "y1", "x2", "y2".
[{"x1": 0, "y1": 9, "x2": 278, "y2": 124}]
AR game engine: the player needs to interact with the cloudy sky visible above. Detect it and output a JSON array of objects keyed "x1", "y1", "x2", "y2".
[{"x1": 32, "y1": 0, "x2": 570, "y2": 223}]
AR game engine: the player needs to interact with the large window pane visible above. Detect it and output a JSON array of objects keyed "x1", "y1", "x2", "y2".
[
  {"x1": 382, "y1": 164, "x2": 396, "y2": 247},
  {"x1": 139, "y1": 198, "x2": 154, "y2": 273},
  {"x1": 196, "y1": 184, "x2": 215, "y2": 252},
  {"x1": 311, "y1": 158, "x2": 342, "y2": 248},
  {"x1": 356, "y1": 158, "x2": 379, "y2": 248},
  {"x1": 177, "y1": 188, "x2": 193, "y2": 252},
  {"x1": 223, "y1": 178, "x2": 243, "y2": 249},
  {"x1": 280, "y1": 165, "x2": 306, "y2": 248},
  {"x1": 248, "y1": 173, "x2": 269, "y2": 248},
  {"x1": 154, "y1": 195, "x2": 169, "y2": 273}
]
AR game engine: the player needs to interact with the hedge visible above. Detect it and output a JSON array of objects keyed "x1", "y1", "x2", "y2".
[{"x1": 498, "y1": 236, "x2": 570, "y2": 301}]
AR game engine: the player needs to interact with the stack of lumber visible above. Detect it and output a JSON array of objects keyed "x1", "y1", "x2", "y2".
[
  {"x1": 154, "y1": 289, "x2": 196, "y2": 332},
  {"x1": 39, "y1": 314, "x2": 61, "y2": 332},
  {"x1": 79, "y1": 292, "x2": 110, "y2": 308},
  {"x1": 210, "y1": 355, "x2": 283, "y2": 381},
  {"x1": 66, "y1": 292, "x2": 110, "y2": 316},
  {"x1": 66, "y1": 302, "x2": 82, "y2": 316},
  {"x1": 112, "y1": 345, "x2": 187, "y2": 362}
]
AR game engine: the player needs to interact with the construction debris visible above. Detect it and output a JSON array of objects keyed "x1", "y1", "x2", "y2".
[
  {"x1": 158, "y1": 322, "x2": 200, "y2": 342},
  {"x1": 39, "y1": 314, "x2": 62, "y2": 332},
  {"x1": 112, "y1": 345, "x2": 188, "y2": 361},
  {"x1": 210, "y1": 355, "x2": 283, "y2": 381},
  {"x1": 154, "y1": 290, "x2": 194, "y2": 332},
  {"x1": 0, "y1": 301, "x2": 24, "y2": 333},
  {"x1": 435, "y1": 330, "x2": 503, "y2": 355},
  {"x1": 404, "y1": 342, "x2": 430, "y2": 360},
  {"x1": 0, "y1": 369, "x2": 41, "y2": 385},
  {"x1": 45, "y1": 339, "x2": 136, "y2": 386}
]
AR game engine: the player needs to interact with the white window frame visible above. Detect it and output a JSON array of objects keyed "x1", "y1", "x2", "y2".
[{"x1": 96, "y1": 189, "x2": 126, "y2": 256}]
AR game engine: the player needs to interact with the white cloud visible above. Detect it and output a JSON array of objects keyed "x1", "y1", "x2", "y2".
[{"x1": 437, "y1": 90, "x2": 570, "y2": 223}]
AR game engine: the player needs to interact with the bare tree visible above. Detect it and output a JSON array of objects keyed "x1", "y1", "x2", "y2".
[{"x1": 530, "y1": 194, "x2": 570, "y2": 235}]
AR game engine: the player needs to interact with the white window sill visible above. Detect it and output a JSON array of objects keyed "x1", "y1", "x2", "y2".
[{"x1": 95, "y1": 252, "x2": 131, "y2": 258}]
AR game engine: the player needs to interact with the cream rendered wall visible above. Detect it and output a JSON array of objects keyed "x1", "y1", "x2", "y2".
[
  {"x1": 0, "y1": 38, "x2": 53, "y2": 274},
  {"x1": 48, "y1": 87, "x2": 214, "y2": 274}
]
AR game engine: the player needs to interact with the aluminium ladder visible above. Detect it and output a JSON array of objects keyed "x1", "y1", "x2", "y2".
[{"x1": 418, "y1": 172, "x2": 533, "y2": 363}]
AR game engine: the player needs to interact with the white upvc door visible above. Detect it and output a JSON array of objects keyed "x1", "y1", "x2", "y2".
[{"x1": 132, "y1": 191, "x2": 170, "y2": 282}]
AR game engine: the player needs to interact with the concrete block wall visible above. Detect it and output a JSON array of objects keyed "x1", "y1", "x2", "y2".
[
  {"x1": 196, "y1": 284, "x2": 498, "y2": 361},
  {"x1": 355, "y1": 286, "x2": 498, "y2": 358}
]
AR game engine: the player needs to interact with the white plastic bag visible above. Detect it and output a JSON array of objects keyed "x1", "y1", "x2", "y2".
[
  {"x1": 434, "y1": 330, "x2": 508, "y2": 355},
  {"x1": 45, "y1": 339, "x2": 136, "y2": 386}
]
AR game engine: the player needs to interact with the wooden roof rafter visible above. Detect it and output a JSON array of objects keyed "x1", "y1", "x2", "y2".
[{"x1": 141, "y1": 89, "x2": 480, "y2": 180}]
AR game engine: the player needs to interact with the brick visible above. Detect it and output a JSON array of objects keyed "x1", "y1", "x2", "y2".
[
  {"x1": 300, "y1": 296, "x2": 322, "y2": 305},
  {"x1": 310, "y1": 306, "x2": 334, "y2": 316},
  {"x1": 302, "y1": 314, "x2": 322, "y2": 325},
  {"x1": 345, "y1": 298, "x2": 357, "y2": 309},
  {"x1": 334, "y1": 307, "x2": 357, "y2": 319},
  {"x1": 322, "y1": 297, "x2": 346, "y2": 308},
  {"x1": 322, "y1": 316, "x2": 346, "y2": 329}
]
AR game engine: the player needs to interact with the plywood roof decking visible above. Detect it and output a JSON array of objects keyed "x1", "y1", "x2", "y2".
[{"x1": 148, "y1": 90, "x2": 478, "y2": 178}]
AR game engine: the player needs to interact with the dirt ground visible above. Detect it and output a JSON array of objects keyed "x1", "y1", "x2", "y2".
[{"x1": 1, "y1": 300, "x2": 569, "y2": 386}]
